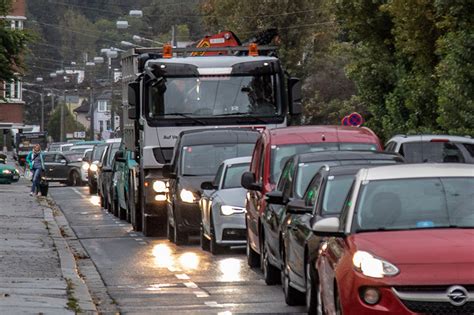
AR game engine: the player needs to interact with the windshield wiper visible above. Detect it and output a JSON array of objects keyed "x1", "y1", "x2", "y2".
[
  {"x1": 163, "y1": 113, "x2": 206, "y2": 126},
  {"x1": 217, "y1": 112, "x2": 270, "y2": 124}
]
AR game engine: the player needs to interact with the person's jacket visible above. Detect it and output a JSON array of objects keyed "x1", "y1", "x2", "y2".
[{"x1": 26, "y1": 151, "x2": 45, "y2": 170}]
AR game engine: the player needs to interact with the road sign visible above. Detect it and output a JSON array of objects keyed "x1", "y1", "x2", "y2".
[
  {"x1": 341, "y1": 112, "x2": 364, "y2": 127},
  {"x1": 74, "y1": 131, "x2": 86, "y2": 139},
  {"x1": 341, "y1": 116, "x2": 350, "y2": 126}
]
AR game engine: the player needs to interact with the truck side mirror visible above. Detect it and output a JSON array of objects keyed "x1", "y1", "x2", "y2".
[
  {"x1": 162, "y1": 164, "x2": 176, "y2": 179},
  {"x1": 288, "y1": 77, "x2": 302, "y2": 115},
  {"x1": 114, "y1": 150, "x2": 126, "y2": 162},
  {"x1": 128, "y1": 82, "x2": 140, "y2": 119}
]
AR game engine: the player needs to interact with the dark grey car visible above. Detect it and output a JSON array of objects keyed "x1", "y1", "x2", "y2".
[
  {"x1": 43, "y1": 151, "x2": 83, "y2": 186},
  {"x1": 98, "y1": 139, "x2": 121, "y2": 211}
]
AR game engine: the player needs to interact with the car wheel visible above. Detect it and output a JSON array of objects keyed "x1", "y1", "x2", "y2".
[
  {"x1": 166, "y1": 215, "x2": 174, "y2": 243},
  {"x1": 282, "y1": 250, "x2": 305, "y2": 306},
  {"x1": 210, "y1": 217, "x2": 223, "y2": 255},
  {"x1": 173, "y1": 223, "x2": 187, "y2": 246},
  {"x1": 261, "y1": 238, "x2": 280, "y2": 285},
  {"x1": 200, "y1": 225, "x2": 210, "y2": 251},
  {"x1": 68, "y1": 171, "x2": 80, "y2": 186},
  {"x1": 113, "y1": 198, "x2": 119, "y2": 217},
  {"x1": 246, "y1": 221, "x2": 260, "y2": 268},
  {"x1": 89, "y1": 182, "x2": 97, "y2": 194},
  {"x1": 306, "y1": 259, "x2": 320, "y2": 315}
]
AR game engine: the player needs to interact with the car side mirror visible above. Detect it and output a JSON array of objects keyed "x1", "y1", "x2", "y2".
[
  {"x1": 265, "y1": 190, "x2": 286, "y2": 205},
  {"x1": 241, "y1": 171, "x2": 261, "y2": 191},
  {"x1": 60, "y1": 159, "x2": 67, "y2": 165},
  {"x1": 201, "y1": 181, "x2": 217, "y2": 190},
  {"x1": 288, "y1": 77, "x2": 302, "y2": 115},
  {"x1": 114, "y1": 151, "x2": 126, "y2": 162},
  {"x1": 162, "y1": 164, "x2": 176, "y2": 179},
  {"x1": 286, "y1": 199, "x2": 312, "y2": 214},
  {"x1": 311, "y1": 217, "x2": 345, "y2": 237}
]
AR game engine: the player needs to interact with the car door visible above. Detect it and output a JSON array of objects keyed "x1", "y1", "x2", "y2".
[
  {"x1": 287, "y1": 173, "x2": 323, "y2": 283},
  {"x1": 54, "y1": 153, "x2": 70, "y2": 181},
  {"x1": 246, "y1": 138, "x2": 264, "y2": 252},
  {"x1": 201, "y1": 164, "x2": 224, "y2": 236},
  {"x1": 43, "y1": 153, "x2": 56, "y2": 180}
]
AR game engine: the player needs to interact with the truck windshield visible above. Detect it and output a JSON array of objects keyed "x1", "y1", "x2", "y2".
[
  {"x1": 181, "y1": 143, "x2": 254, "y2": 176},
  {"x1": 148, "y1": 74, "x2": 280, "y2": 119}
]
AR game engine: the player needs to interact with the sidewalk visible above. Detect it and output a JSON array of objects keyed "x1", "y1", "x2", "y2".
[{"x1": 0, "y1": 173, "x2": 95, "y2": 313}]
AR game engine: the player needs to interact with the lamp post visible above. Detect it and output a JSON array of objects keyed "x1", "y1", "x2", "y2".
[
  {"x1": 132, "y1": 35, "x2": 165, "y2": 46},
  {"x1": 60, "y1": 89, "x2": 68, "y2": 142},
  {"x1": 35, "y1": 77, "x2": 45, "y2": 132}
]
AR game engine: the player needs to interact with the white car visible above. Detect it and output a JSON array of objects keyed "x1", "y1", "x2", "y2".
[
  {"x1": 385, "y1": 134, "x2": 474, "y2": 163},
  {"x1": 80, "y1": 149, "x2": 93, "y2": 182}
]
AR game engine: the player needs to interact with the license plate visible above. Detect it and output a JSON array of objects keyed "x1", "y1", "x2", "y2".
[{"x1": 13, "y1": 175, "x2": 19, "y2": 180}]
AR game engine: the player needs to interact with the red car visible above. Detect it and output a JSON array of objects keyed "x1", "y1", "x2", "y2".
[
  {"x1": 312, "y1": 164, "x2": 474, "y2": 315},
  {"x1": 241, "y1": 125, "x2": 383, "y2": 268}
]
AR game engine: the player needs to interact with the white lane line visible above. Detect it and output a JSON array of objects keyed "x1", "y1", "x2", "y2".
[
  {"x1": 194, "y1": 291, "x2": 209, "y2": 298},
  {"x1": 217, "y1": 312, "x2": 232, "y2": 315},
  {"x1": 129, "y1": 233, "x2": 137, "y2": 237},
  {"x1": 71, "y1": 188, "x2": 84, "y2": 198},
  {"x1": 183, "y1": 282, "x2": 198, "y2": 289},
  {"x1": 167, "y1": 266, "x2": 182, "y2": 272},
  {"x1": 175, "y1": 274, "x2": 190, "y2": 280},
  {"x1": 138, "y1": 241, "x2": 147, "y2": 245},
  {"x1": 119, "y1": 224, "x2": 127, "y2": 227},
  {"x1": 205, "y1": 301, "x2": 223, "y2": 308},
  {"x1": 134, "y1": 238, "x2": 143, "y2": 241}
]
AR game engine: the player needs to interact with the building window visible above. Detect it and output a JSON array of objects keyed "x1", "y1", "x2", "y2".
[
  {"x1": 4, "y1": 79, "x2": 22, "y2": 100},
  {"x1": 97, "y1": 100, "x2": 109, "y2": 112},
  {"x1": 99, "y1": 120, "x2": 104, "y2": 132},
  {"x1": 106, "y1": 119, "x2": 111, "y2": 131},
  {"x1": 10, "y1": 20, "x2": 24, "y2": 30}
]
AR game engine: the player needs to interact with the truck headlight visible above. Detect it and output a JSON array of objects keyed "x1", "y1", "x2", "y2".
[
  {"x1": 153, "y1": 180, "x2": 167, "y2": 193},
  {"x1": 82, "y1": 162, "x2": 90, "y2": 171},
  {"x1": 180, "y1": 189, "x2": 197, "y2": 203},
  {"x1": 89, "y1": 164, "x2": 98, "y2": 172},
  {"x1": 220, "y1": 205, "x2": 246, "y2": 216},
  {"x1": 352, "y1": 251, "x2": 399, "y2": 278}
]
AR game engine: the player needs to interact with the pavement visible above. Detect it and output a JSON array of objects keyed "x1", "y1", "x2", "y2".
[{"x1": 0, "y1": 155, "x2": 96, "y2": 314}]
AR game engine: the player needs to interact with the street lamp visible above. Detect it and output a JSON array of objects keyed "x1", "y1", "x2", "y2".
[
  {"x1": 50, "y1": 73, "x2": 57, "y2": 78},
  {"x1": 129, "y1": 10, "x2": 143, "y2": 18},
  {"x1": 116, "y1": 20, "x2": 129, "y2": 29},
  {"x1": 120, "y1": 41, "x2": 144, "y2": 48},
  {"x1": 133, "y1": 35, "x2": 165, "y2": 46}
]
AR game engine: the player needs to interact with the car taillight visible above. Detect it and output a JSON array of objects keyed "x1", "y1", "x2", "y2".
[{"x1": 430, "y1": 139, "x2": 449, "y2": 142}]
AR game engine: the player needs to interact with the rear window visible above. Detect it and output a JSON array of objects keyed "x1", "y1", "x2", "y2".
[
  {"x1": 463, "y1": 144, "x2": 474, "y2": 158},
  {"x1": 401, "y1": 142, "x2": 465, "y2": 163}
]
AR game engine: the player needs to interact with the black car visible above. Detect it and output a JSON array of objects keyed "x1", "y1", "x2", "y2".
[
  {"x1": 164, "y1": 129, "x2": 259, "y2": 245},
  {"x1": 43, "y1": 151, "x2": 83, "y2": 186},
  {"x1": 88, "y1": 143, "x2": 108, "y2": 194},
  {"x1": 260, "y1": 151, "x2": 404, "y2": 290},
  {"x1": 98, "y1": 139, "x2": 121, "y2": 211}
]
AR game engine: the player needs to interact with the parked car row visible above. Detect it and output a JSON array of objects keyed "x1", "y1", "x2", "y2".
[{"x1": 69, "y1": 127, "x2": 473, "y2": 315}]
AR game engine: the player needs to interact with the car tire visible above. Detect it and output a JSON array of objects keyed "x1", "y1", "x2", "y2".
[
  {"x1": 200, "y1": 225, "x2": 210, "y2": 251},
  {"x1": 306, "y1": 259, "x2": 320, "y2": 315},
  {"x1": 166, "y1": 215, "x2": 174, "y2": 243},
  {"x1": 113, "y1": 198, "x2": 119, "y2": 217},
  {"x1": 68, "y1": 171, "x2": 80, "y2": 186},
  {"x1": 210, "y1": 217, "x2": 223, "y2": 255},
  {"x1": 246, "y1": 230, "x2": 260, "y2": 268},
  {"x1": 261, "y1": 238, "x2": 280, "y2": 285},
  {"x1": 89, "y1": 182, "x2": 97, "y2": 195},
  {"x1": 282, "y1": 250, "x2": 305, "y2": 306},
  {"x1": 174, "y1": 224, "x2": 187, "y2": 246}
]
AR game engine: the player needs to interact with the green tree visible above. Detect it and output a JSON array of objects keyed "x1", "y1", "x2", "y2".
[
  {"x1": 0, "y1": 0, "x2": 30, "y2": 82},
  {"x1": 47, "y1": 105, "x2": 86, "y2": 142}
]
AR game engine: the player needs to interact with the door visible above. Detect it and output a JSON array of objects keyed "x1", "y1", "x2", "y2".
[{"x1": 53, "y1": 153, "x2": 69, "y2": 181}]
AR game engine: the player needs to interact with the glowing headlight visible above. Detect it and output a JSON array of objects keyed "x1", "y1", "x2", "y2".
[
  {"x1": 82, "y1": 162, "x2": 90, "y2": 171},
  {"x1": 153, "y1": 180, "x2": 167, "y2": 193},
  {"x1": 89, "y1": 164, "x2": 98, "y2": 172},
  {"x1": 352, "y1": 251, "x2": 399, "y2": 278},
  {"x1": 220, "y1": 205, "x2": 246, "y2": 216},
  {"x1": 180, "y1": 189, "x2": 197, "y2": 203},
  {"x1": 2, "y1": 169, "x2": 12, "y2": 174}
]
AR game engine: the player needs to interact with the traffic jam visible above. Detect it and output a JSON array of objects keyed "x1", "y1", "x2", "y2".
[{"x1": 33, "y1": 36, "x2": 474, "y2": 315}]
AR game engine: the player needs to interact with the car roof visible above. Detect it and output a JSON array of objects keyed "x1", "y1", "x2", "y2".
[
  {"x1": 105, "y1": 138, "x2": 122, "y2": 143},
  {"x1": 387, "y1": 134, "x2": 474, "y2": 144},
  {"x1": 326, "y1": 164, "x2": 389, "y2": 176},
  {"x1": 147, "y1": 55, "x2": 278, "y2": 69},
  {"x1": 296, "y1": 150, "x2": 402, "y2": 164},
  {"x1": 265, "y1": 125, "x2": 380, "y2": 146},
  {"x1": 360, "y1": 163, "x2": 474, "y2": 181},
  {"x1": 179, "y1": 129, "x2": 259, "y2": 146},
  {"x1": 222, "y1": 156, "x2": 252, "y2": 166}
]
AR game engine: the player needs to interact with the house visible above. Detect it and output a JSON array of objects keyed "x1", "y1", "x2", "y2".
[
  {"x1": 73, "y1": 99, "x2": 90, "y2": 129},
  {"x1": 0, "y1": 0, "x2": 26, "y2": 127}
]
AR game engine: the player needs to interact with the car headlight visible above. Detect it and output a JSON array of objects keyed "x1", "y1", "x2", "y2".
[
  {"x1": 82, "y1": 162, "x2": 90, "y2": 171},
  {"x1": 89, "y1": 164, "x2": 98, "y2": 172},
  {"x1": 220, "y1": 205, "x2": 246, "y2": 216},
  {"x1": 2, "y1": 169, "x2": 12, "y2": 174},
  {"x1": 352, "y1": 251, "x2": 399, "y2": 278},
  {"x1": 153, "y1": 180, "x2": 168, "y2": 193},
  {"x1": 180, "y1": 189, "x2": 197, "y2": 203}
]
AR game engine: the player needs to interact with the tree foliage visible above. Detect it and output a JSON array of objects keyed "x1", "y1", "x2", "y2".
[
  {"x1": 47, "y1": 105, "x2": 86, "y2": 142},
  {"x1": 0, "y1": 0, "x2": 30, "y2": 83}
]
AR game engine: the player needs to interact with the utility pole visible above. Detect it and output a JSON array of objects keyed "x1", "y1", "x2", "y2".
[
  {"x1": 171, "y1": 25, "x2": 176, "y2": 47},
  {"x1": 60, "y1": 90, "x2": 67, "y2": 142},
  {"x1": 51, "y1": 93, "x2": 55, "y2": 111},
  {"x1": 89, "y1": 87, "x2": 95, "y2": 141},
  {"x1": 40, "y1": 92, "x2": 44, "y2": 132}
]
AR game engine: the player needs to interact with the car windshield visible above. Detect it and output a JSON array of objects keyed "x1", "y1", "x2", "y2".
[
  {"x1": 92, "y1": 145, "x2": 106, "y2": 161},
  {"x1": 70, "y1": 146, "x2": 93, "y2": 155},
  {"x1": 181, "y1": 143, "x2": 254, "y2": 176},
  {"x1": 270, "y1": 143, "x2": 378, "y2": 184},
  {"x1": 354, "y1": 177, "x2": 474, "y2": 232},
  {"x1": 148, "y1": 75, "x2": 280, "y2": 118},
  {"x1": 107, "y1": 143, "x2": 121, "y2": 166},
  {"x1": 322, "y1": 175, "x2": 354, "y2": 214},
  {"x1": 63, "y1": 152, "x2": 82, "y2": 161},
  {"x1": 401, "y1": 141, "x2": 465, "y2": 163},
  {"x1": 295, "y1": 161, "x2": 339, "y2": 197},
  {"x1": 222, "y1": 162, "x2": 250, "y2": 189}
]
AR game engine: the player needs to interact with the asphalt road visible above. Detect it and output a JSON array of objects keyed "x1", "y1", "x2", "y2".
[{"x1": 50, "y1": 185, "x2": 305, "y2": 314}]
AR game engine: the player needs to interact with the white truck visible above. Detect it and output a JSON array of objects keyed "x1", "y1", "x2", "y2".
[{"x1": 121, "y1": 31, "x2": 302, "y2": 235}]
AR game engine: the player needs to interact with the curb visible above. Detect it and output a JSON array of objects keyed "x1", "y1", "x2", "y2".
[{"x1": 42, "y1": 204, "x2": 97, "y2": 313}]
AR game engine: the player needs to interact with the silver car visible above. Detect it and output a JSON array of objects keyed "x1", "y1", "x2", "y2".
[{"x1": 199, "y1": 156, "x2": 251, "y2": 254}]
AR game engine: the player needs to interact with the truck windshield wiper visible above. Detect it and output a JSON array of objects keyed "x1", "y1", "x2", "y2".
[
  {"x1": 163, "y1": 113, "x2": 206, "y2": 126},
  {"x1": 217, "y1": 112, "x2": 270, "y2": 124}
]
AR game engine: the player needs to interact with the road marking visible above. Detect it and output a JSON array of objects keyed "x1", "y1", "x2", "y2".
[
  {"x1": 183, "y1": 282, "x2": 198, "y2": 289},
  {"x1": 71, "y1": 188, "x2": 84, "y2": 198},
  {"x1": 217, "y1": 312, "x2": 232, "y2": 315},
  {"x1": 175, "y1": 274, "x2": 190, "y2": 280},
  {"x1": 134, "y1": 238, "x2": 143, "y2": 241},
  {"x1": 138, "y1": 241, "x2": 147, "y2": 245},
  {"x1": 194, "y1": 291, "x2": 209, "y2": 298},
  {"x1": 119, "y1": 224, "x2": 127, "y2": 227},
  {"x1": 129, "y1": 233, "x2": 137, "y2": 237},
  {"x1": 205, "y1": 301, "x2": 223, "y2": 308}
]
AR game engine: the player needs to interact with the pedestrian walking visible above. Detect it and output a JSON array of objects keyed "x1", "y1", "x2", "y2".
[{"x1": 26, "y1": 144, "x2": 45, "y2": 196}]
